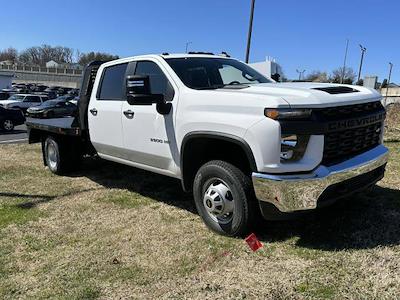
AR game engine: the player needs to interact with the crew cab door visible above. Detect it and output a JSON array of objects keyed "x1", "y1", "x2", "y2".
[
  {"x1": 120, "y1": 59, "x2": 179, "y2": 175},
  {"x1": 88, "y1": 62, "x2": 128, "y2": 157}
]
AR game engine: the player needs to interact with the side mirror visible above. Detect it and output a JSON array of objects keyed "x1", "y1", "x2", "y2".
[
  {"x1": 126, "y1": 75, "x2": 172, "y2": 115},
  {"x1": 126, "y1": 75, "x2": 163, "y2": 105}
]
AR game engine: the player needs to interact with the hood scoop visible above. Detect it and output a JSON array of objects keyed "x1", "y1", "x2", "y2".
[{"x1": 313, "y1": 86, "x2": 359, "y2": 94}]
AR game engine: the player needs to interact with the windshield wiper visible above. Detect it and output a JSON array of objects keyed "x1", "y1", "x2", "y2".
[
  {"x1": 195, "y1": 84, "x2": 226, "y2": 90},
  {"x1": 195, "y1": 83, "x2": 249, "y2": 90}
]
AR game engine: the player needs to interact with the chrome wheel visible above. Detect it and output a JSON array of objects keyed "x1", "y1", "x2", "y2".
[
  {"x1": 47, "y1": 142, "x2": 58, "y2": 170},
  {"x1": 203, "y1": 179, "x2": 234, "y2": 224},
  {"x1": 3, "y1": 120, "x2": 14, "y2": 131}
]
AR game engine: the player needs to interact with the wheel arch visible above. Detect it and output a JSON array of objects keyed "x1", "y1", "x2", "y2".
[{"x1": 180, "y1": 131, "x2": 257, "y2": 192}]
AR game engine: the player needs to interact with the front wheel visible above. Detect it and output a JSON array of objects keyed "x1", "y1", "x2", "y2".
[
  {"x1": 2, "y1": 119, "x2": 14, "y2": 131},
  {"x1": 193, "y1": 160, "x2": 257, "y2": 237}
]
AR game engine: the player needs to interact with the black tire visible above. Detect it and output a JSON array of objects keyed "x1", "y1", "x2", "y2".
[
  {"x1": 2, "y1": 119, "x2": 14, "y2": 131},
  {"x1": 44, "y1": 136, "x2": 81, "y2": 174},
  {"x1": 193, "y1": 160, "x2": 257, "y2": 237}
]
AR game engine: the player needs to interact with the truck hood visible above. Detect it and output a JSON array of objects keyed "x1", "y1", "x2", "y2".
[{"x1": 227, "y1": 82, "x2": 382, "y2": 108}]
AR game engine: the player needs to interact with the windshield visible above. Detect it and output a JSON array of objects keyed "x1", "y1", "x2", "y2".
[
  {"x1": 166, "y1": 57, "x2": 271, "y2": 90},
  {"x1": 8, "y1": 95, "x2": 24, "y2": 101}
]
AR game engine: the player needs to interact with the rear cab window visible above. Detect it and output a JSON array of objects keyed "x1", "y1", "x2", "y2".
[{"x1": 97, "y1": 63, "x2": 128, "y2": 100}]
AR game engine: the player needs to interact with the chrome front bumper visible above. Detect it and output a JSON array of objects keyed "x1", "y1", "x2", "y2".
[{"x1": 252, "y1": 145, "x2": 389, "y2": 213}]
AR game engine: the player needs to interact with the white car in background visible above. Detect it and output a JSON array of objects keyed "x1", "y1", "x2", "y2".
[{"x1": 0, "y1": 94, "x2": 49, "y2": 111}]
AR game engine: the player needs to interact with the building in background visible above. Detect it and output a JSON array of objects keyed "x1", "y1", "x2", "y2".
[
  {"x1": 249, "y1": 57, "x2": 283, "y2": 80},
  {"x1": 45, "y1": 60, "x2": 82, "y2": 70},
  {"x1": 363, "y1": 76, "x2": 378, "y2": 89},
  {"x1": 45, "y1": 60, "x2": 60, "y2": 68},
  {"x1": 0, "y1": 74, "x2": 13, "y2": 89}
]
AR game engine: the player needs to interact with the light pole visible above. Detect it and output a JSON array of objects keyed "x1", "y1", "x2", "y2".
[
  {"x1": 245, "y1": 0, "x2": 256, "y2": 63},
  {"x1": 296, "y1": 69, "x2": 306, "y2": 81},
  {"x1": 185, "y1": 42, "x2": 192, "y2": 53},
  {"x1": 357, "y1": 44, "x2": 367, "y2": 82},
  {"x1": 341, "y1": 39, "x2": 349, "y2": 84},
  {"x1": 385, "y1": 62, "x2": 393, "y2": 105}
]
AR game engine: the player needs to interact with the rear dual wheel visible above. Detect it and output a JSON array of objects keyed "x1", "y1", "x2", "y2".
[
  {"x1": 44, "y1": 136, "x2": 81, "y2": 174},
  {"x1": 193, "y1": 160, "x2": 257, "y2": 237}
]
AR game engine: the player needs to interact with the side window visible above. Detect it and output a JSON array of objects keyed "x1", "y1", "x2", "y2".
[
  {"x1": 98, "y1": 63, "x2": 128, "y2": 100},
  {"x1": 25, "y1": 96, "x2": 41, "y2": 103},
  {"x1": 134, "y1": 61, "x2": 175, "y2": 101}
]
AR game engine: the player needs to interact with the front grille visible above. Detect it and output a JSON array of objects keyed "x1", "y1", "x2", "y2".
[
  {"x1": 318, "y1": 101, "x2": 383, "y2": 120},
  {"x1": 315, "y1": 101, "x2": 385, "y2": 166},
  {"x1": 322, "y1": 122, "x2": 382, "y2": 166}
]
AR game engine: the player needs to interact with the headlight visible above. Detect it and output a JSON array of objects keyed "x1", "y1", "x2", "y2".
[
  {"x1": 280, "y1": 134, "x2": 310, "y2": 162},
  {"x1": 264, "y1": 108, "x2": 312, "y2": 120}
]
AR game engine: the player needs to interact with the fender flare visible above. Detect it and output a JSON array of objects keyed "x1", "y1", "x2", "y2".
[{"x1": 180, "y1": 131, "x2": 258, "y2": 191}]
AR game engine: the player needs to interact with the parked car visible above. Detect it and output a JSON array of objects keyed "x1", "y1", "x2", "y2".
[
  {"x1": 70, "y1": 96, "x2": 79, "y2": 105},
  {"x1": 0, "y1": 106, "x2": 25, "y2": 131},
  {"x1": 34, "y1": 85, "x2": 48, "y2": 92},
  {"x1": 67, "y1": 88, "x2": 79, "y2": 96},
  {"x1": 0, "y1": 94, "x2": 49, "y2": 112},
  {"x1": 27, "y1": 96, "x2": 77, "y2": 118},
  {"x1": 0, "y1": 92, "x2": 11, "y2": 100}
]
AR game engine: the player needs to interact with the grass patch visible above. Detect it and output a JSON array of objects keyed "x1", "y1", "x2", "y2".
[
  {"x1": 296, "y1": 282, "x2": 336, "y2": 299},
  {"x1": 0, "y1": 203, "x2": 42, "y2": 229},
  {"x1": 98, "y1": 190, "x2": 153, "y2": 209}
]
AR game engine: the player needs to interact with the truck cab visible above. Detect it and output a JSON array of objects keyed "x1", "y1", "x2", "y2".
[{"x1": 26, "y1": 53, "x2": 388, "y2": 236}]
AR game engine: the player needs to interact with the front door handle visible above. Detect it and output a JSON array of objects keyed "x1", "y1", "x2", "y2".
[
  {"x1": 89, "y1": 108, "x2": 98, "y2": 116},
  {"x1": 123, "y1": 110, "x2": 135, "y2": 119}
]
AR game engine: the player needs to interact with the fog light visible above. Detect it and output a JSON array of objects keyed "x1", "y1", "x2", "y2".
[
  {"x1": 280, "y1": 150, "x2": 294, "y2": 160},
  {"x1": 280, "y1": 134, "x2": 310, "y2": 162}
]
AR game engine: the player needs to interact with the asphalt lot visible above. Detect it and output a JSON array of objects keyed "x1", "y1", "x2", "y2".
[{"x1": 0, "y1": 124, "x2": 28, "y2": 144}]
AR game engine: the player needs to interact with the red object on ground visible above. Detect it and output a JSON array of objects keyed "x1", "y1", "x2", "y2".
[{"x1": 245, "y1": 233, "x2": 263, "y2": 251}]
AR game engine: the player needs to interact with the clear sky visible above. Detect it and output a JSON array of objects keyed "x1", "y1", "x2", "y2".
[{"x1": 1, "y1": 0, "x2": 398, "y2": 82}]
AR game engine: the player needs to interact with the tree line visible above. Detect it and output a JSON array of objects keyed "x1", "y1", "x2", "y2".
[
  {"x1": 303, "y1": 67, "x2": 357, "y2": 84},
  {"x1": 0, "y1": 45, "x2": 119, "y2": 67}
]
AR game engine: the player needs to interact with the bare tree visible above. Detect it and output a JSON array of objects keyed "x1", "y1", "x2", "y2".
[
  {"x1": 19, "y1": 47, "x2": 41, "y2": 64},
  {"x1": 0, "y1": 47, "x2": 18, "y2": 63},
  {"x1": 78, "y1": 52, "x2": 119, "y2": 66},
  {"x1": 330, "y1": 67, "x2": 355, "y2": 84},
  {"x1": 18, "y1": 45, "x2": 75, "y2": 65},
  {"x1": 305, "y1": 70, "x2": 328, "y2": 82}
]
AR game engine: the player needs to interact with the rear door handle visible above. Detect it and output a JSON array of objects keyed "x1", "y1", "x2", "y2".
[
  {"x1": 89, "y1": 108, "x2": 98, "y2": 116},
  {"x1": 123, "y1": 110, "x2": 135, "y2": 119}
]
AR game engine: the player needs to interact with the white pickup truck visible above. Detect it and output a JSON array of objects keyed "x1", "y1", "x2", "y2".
[{"x1": 26, "y1": 53, "x2": 388, "y2": 236}]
